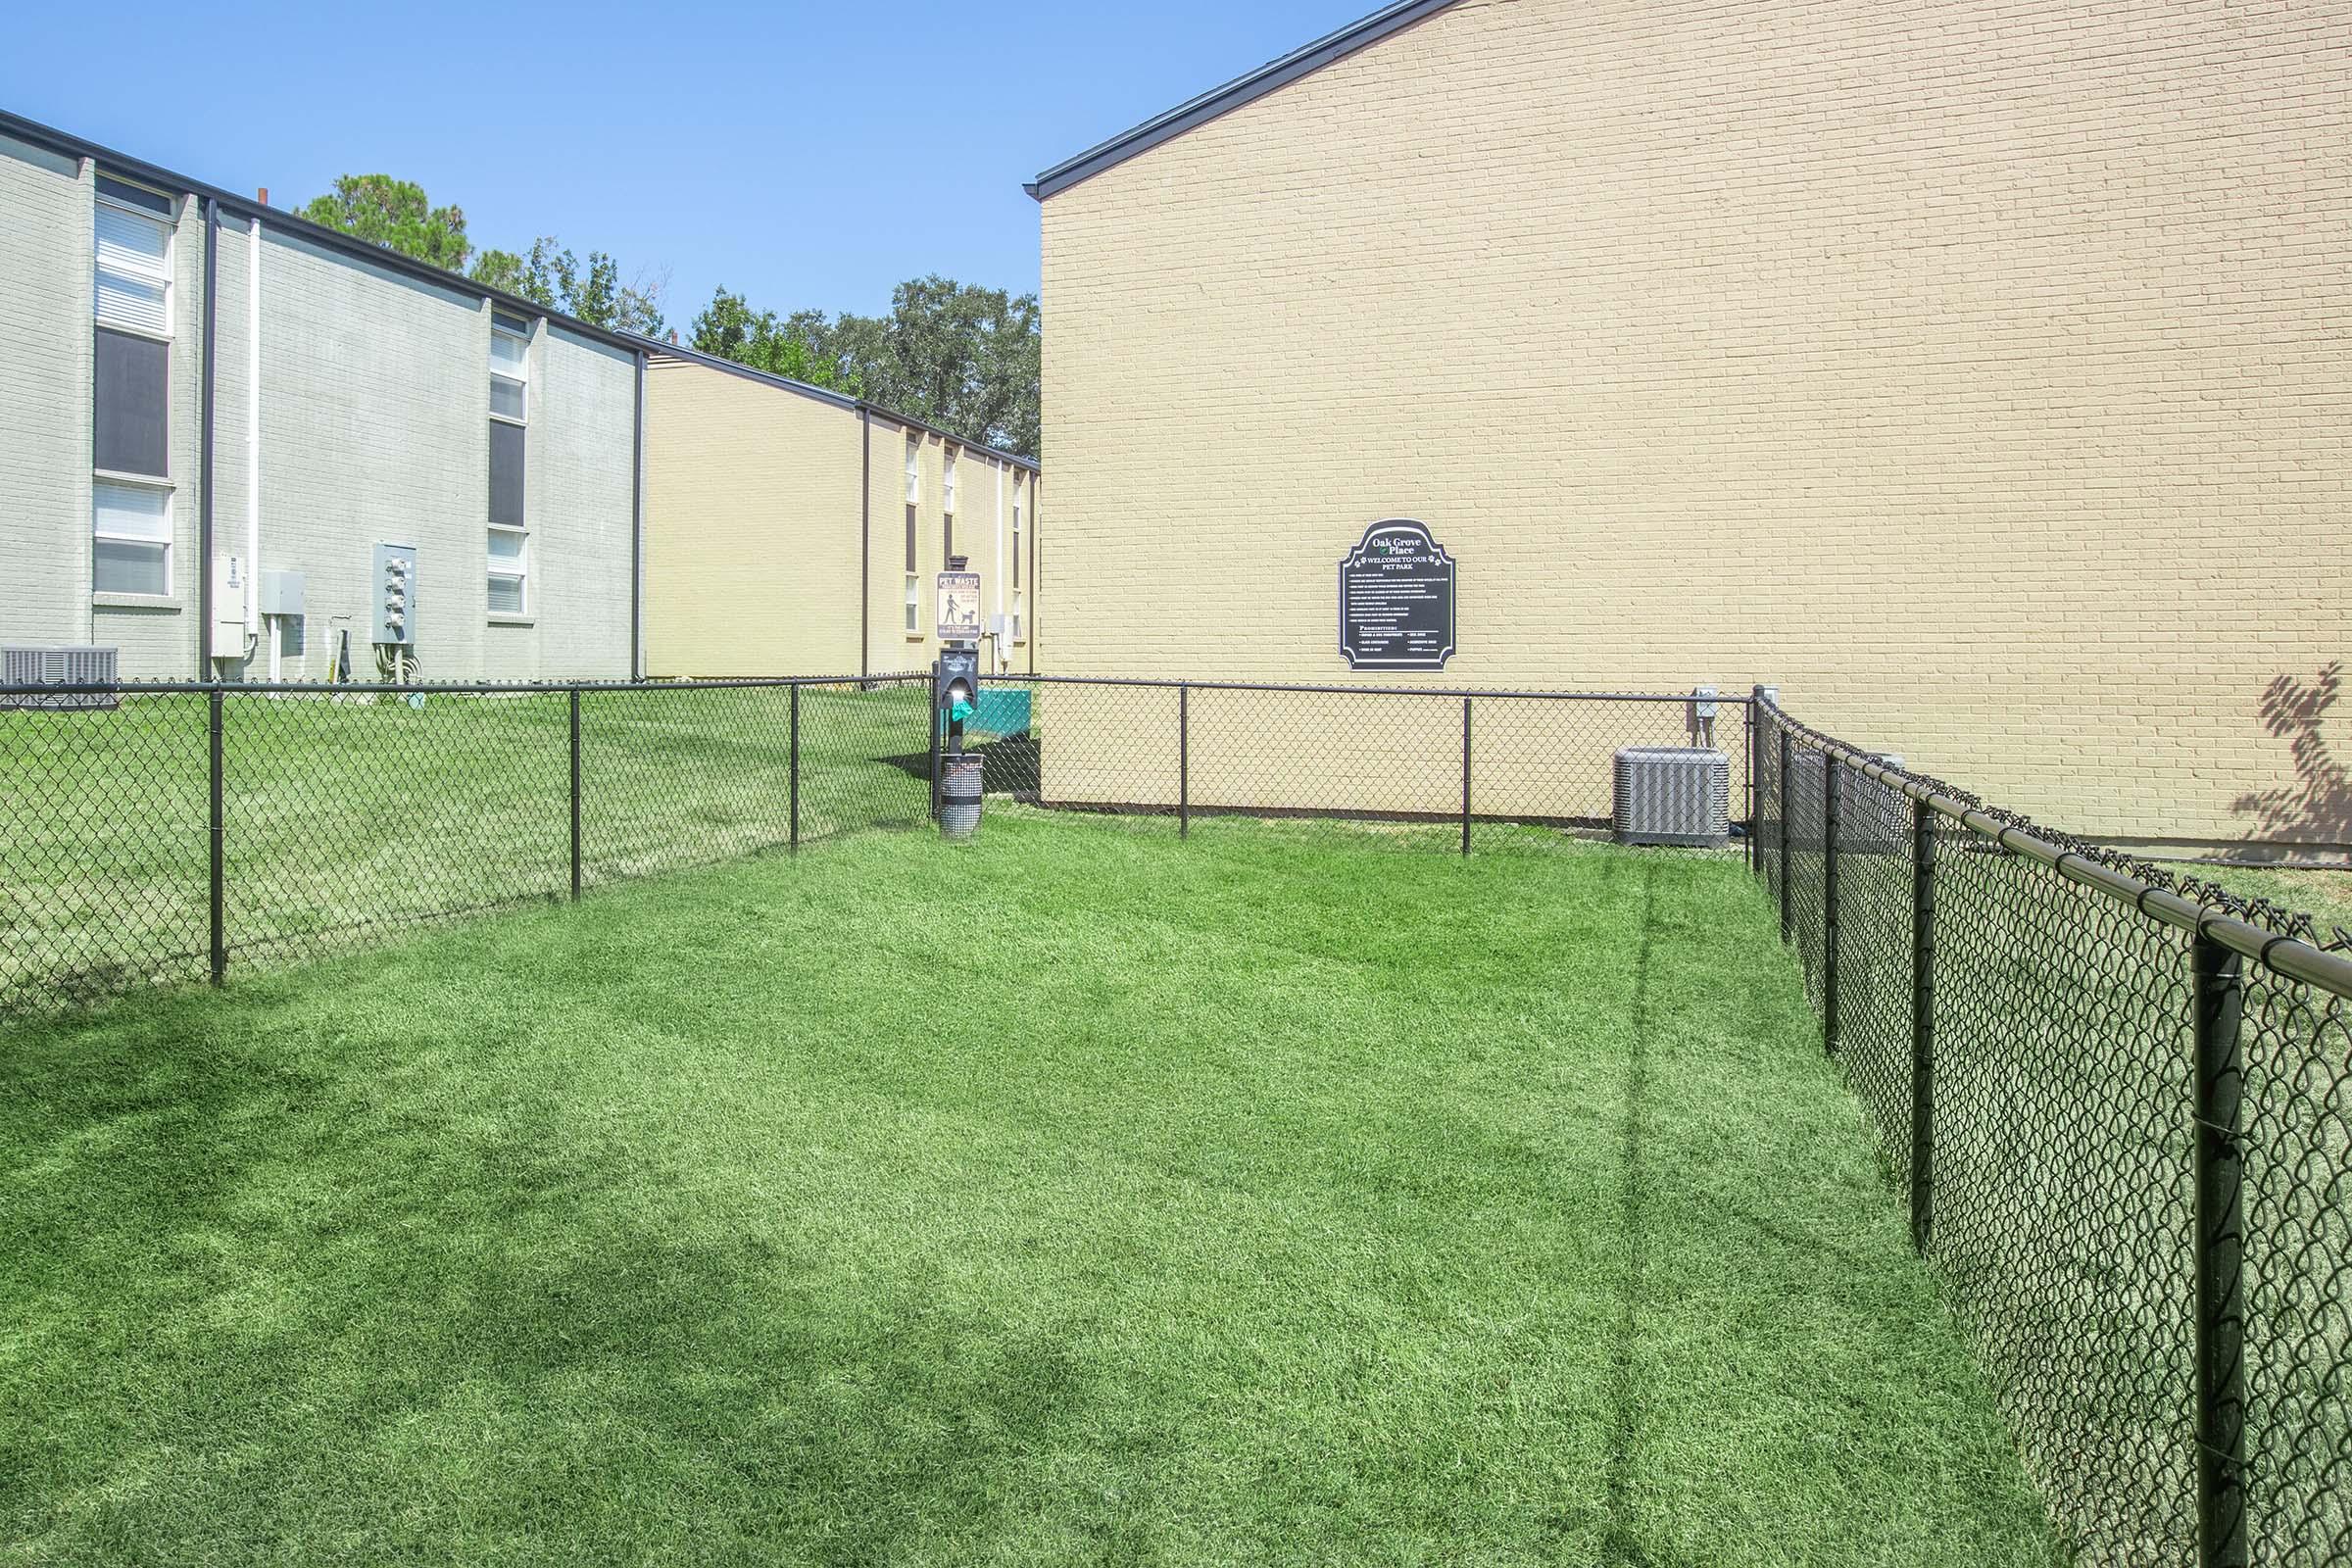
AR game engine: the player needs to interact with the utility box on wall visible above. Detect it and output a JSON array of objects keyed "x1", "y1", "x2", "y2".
[
  {"x1": 372, "y1": 543, "x2": 417, "y2": 647},
  {"x1": 210, "y1": 557, "x2": 247, "y2": 660}
]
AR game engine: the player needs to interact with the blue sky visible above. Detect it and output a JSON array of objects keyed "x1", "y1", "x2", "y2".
[{"x1": 1, "y1": 0, "x2": 1378, "y2": 327}]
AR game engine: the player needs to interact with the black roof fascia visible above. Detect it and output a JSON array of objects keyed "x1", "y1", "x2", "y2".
[{"x1": 1025, "y1": 0, "x2": 1461, "y2": 200}]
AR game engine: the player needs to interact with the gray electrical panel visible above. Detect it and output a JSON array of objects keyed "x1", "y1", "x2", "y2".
[
  {"x1": 372, "y1": 542, "x2": 417, "y2": 646},
  {"x1": 259, "y1": 569, "x2": 305, "y2": 617}
]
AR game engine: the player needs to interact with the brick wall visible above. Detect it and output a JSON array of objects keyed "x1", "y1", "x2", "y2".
[
  {"x1": 1038, "y1": 0, "x2": 2352, "y2": 853},
  {"x1": 645, "y1": 353, "x2": 1039, "y2": 679},
  {"x1": 0, "y1": 136, "x2": 94, "y2": 652},
  {"x1": 0, "y1": 133, "x2": 638, "y2": 684}
]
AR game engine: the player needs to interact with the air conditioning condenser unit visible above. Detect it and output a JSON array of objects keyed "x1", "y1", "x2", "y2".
[{"x1": 1614, "y1": 746, "x2": 1730, "y2": 847}]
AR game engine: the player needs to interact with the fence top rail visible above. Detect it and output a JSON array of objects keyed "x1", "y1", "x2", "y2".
[
  {"x1": 1, "y1": 672, "x2": 1742, "y2": 705},
  {"x1": 0, "y1": 673, "x2": 933, "y2": 698},
  {"x1": 1756, "y1": 690, "x2": 2352, "y2": 997},
  {"x1": 992, "y1": 674, "x2": 1746, "y2": 704}
]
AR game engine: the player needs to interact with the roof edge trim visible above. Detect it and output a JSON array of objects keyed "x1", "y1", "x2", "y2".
[{"x1": 1026, "y1": 0, "x2": 1462, "y2": 201}]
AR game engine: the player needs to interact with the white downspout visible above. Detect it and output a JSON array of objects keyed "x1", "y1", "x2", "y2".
[
  {"x1": 245, "y1": 214, "x2": 262, "y2": 652},
  {"x1": 993, "y1": 461, "x2": 1005, "y2": 667}
]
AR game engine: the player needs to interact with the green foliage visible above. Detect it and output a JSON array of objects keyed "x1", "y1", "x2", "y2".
[
  {"x1": 470, "y1": 238, "x2": 666, "y2": 336},
  {"x1": 688, "y1": 288, "x2": 864, "y2": 396},
  {"x1": 304, "y1": 175, "x2": 663, "y2": 336},
  {"x1": 691, "y1": 275, "x2": 1041, "y2": 459},
  {"x1": 298, "y1": 174, "x2": 471, "y2": 271}
]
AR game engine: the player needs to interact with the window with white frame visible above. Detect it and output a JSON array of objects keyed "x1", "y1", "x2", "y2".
[
  {"x1": 905, "y1": 433, "x2": 920, "y2": 505},
  {"x1": 95, "y1": 176, "x2": 172, "y2": 337},
  {"x1": 1011, "y1": 592, "x2": 1025, "y2": 645},
  {"x1": 1011, "y1": 498, "x2": 1023, "y2": 589},
  {"x1": 92, "y1": 175, "x2": 175, "y2": 597},
  {"x1": 487, "y1": 311, "x2": 530, "y2": 614},
  {"x1": 93, "y1": 480, "x2": 172, "y2": 597},
  {"x1": 904, "y1": 572, "x2": 920, "y2": 635}
]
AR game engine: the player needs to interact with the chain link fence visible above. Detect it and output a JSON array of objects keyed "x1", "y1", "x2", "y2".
[
  {"x1": 940, "y1": 675, "x2": 1743, "y2": 855},
  {"x1": 0, "y1": 673, "x2": 1737, "y2": 1019},
  {"x1": 1751, "y1": 691, "x2": 2349, "y2": 1568}
]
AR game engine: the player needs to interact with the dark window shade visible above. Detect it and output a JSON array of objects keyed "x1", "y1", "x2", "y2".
[
  {"x1": 904, "y1": 505, "x2": 916, "y2": 571},
  {"x1": 97, "y1": 174, "x2": 172, "y2": 215},
  {"x1": 489, "y1": 420, "x2": 525, "y2": 527},
  {"x1": 943, "y1": 514, "x2": 954, "y2": 564},
  {"x1": 94, "y1": 328, "x2": 169, "y2": 477}
]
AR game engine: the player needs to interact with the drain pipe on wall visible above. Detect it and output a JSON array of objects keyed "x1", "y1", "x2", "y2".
[
  {"x1": 858, "y1": 406, "x2": 870, "y2": 680},
  {"x1": 196, "y1": 197, "x2": 218, "y2": 680},
  {"x1": 245, "y1": 202, "x2": 262, "y2": 658}
]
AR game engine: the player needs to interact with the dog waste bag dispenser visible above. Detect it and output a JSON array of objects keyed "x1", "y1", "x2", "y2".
[{"x1": 936, "y1": 590, "x2": 983, "y2": 839}]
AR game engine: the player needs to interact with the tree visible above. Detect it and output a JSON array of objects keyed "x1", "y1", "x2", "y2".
[
  {"x1": 304, "y1": 175, "x2": 664, "y2": 336},
  {"x1": 692, "y1": 276, "x2": 1040, "y2": 458},
  {"x1": 471, "y1": 238, "x2": 666, "y2": 336},
  {"x1": 299, "y1": 175, "x2": 471, "y2": 271},
  {"x1": 689, "y1": 289, "x2": 862, "y2": 395}
]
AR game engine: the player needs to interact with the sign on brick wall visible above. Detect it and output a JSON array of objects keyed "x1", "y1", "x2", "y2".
[
  {"x1": 936, "y1": 570, "x2": 981, "y2": 643},
  {"x1": 1339, "y1": 519, "x2": 1456, "y2": 670}
]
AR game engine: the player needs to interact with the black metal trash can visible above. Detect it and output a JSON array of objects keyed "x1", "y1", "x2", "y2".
[{"x1": 941, "y1": 754, "x2": 983, "y2": 841}]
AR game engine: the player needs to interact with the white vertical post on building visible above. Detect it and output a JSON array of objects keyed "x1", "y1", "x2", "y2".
[{"x1": 245, "y1": 212, "x2": 262, "y2": 654}]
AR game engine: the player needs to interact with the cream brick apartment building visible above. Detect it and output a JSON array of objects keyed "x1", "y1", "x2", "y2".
[
  {"x1": 1029, "y1": 0, "x2": 2350, "y2": 856},
  {"x1": 641, "y1": 344, "x2": 1039, "y2": 679}
]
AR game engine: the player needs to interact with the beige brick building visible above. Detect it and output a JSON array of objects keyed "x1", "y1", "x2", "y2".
[
  {"x1": 1029, "y1": 0, "x2": 2350, "y2": 857},
  {"x1": 643, "y1": 345, "x2": 1039, "y2": 679}
]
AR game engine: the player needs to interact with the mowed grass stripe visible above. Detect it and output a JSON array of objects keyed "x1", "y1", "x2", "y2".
[{"x1": 1, "y1": 814, "x2": 2055, "y2": 1565}]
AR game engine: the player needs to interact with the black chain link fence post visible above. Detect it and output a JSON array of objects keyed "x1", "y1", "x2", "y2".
[
  {"x1": 1779, "y1": 726, "x2": 1794, "y2": 944},
  {"x1": 1179, "y1": 683, "x2": 1190, "y2": 840},
  {"x1": 1460, "y1": 697, "x2": 1473, "y2": 858},
  {"x1": 1908, "y1": 794, "x2": 1936, "y2": 1253},
  {"x1": 208, "y1": 688, "x2": 225, "y2": 987},
  {"x1": 1745, "y1": 699, "x2": 1757, "y2": 873},
  {"x1": 927, "y1": 661, "x2": 942, "y2": 820},
  {"x1": 568, "y1": 687, "x2": 583, "y2": 900},
  {"x1": 2193, "y1": 927, "x2": 2249, "y2": 1568},
  {"x1": 789, "y1": 683, "x2": 802, "y2": 854},
  {"x1": 1823, "y1": 752, "x2": 1841, "y2": 1055}
]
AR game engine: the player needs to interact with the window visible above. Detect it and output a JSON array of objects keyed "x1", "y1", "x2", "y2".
[
  {"x1": 905, "y1": 434, "x2": 920, "y2": 505},
  {"x1": 1011, "y1": 592, "x2": 1025, "y2": 645},
  {"x1": 1012, "y1": 501, "x2": 1022, "y2": 589},
  {"x1": 488, "y1": 313, "x2": 530, "y2": 614},
  {"x1": 92, "y1": 175, "x2": 174, "y2": 597},
  {"x1": 905, "y1": 504, "x2": 916, "y2": 573},
  {"x1": 490, "y1": 318, "x2": 528, "y2": 420},
  {"x1": 943, "y1": 450, "x2": 957, "y2": 514},
  {"x1": 904, "y1": 573, "x2": 920, "y2": 635},
  {"x1": 488, "y1": 524, "x2": 527, "y2": 614},
  {"x1": 95, "y1": 177, "x2": 172, "y2": 338},
  {"x1": 93, "y1": 480, "x2": 172, "y2": 596}
]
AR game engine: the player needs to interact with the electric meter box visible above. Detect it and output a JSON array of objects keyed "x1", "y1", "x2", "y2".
[{"x1": 372, "y1": 542, "x2": 418, "y2": 647}]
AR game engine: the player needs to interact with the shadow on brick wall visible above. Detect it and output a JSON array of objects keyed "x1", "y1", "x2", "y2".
[{"x1": 2231, "y1": 662, "x2": 2352, "y2": 859}]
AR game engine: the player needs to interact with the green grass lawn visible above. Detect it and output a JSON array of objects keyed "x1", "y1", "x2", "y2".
[
  {"x1": 0, "y1": 812, "x2": 2056, "y2": 1566},
  {"x1": 0, "y1": 681, "x2": 932, "y2": 1014}
]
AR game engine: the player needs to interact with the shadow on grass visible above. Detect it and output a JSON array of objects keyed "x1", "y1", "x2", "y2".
[{"x1": 0, "y1": 990, "x2": 1124, "y2": 1564}]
